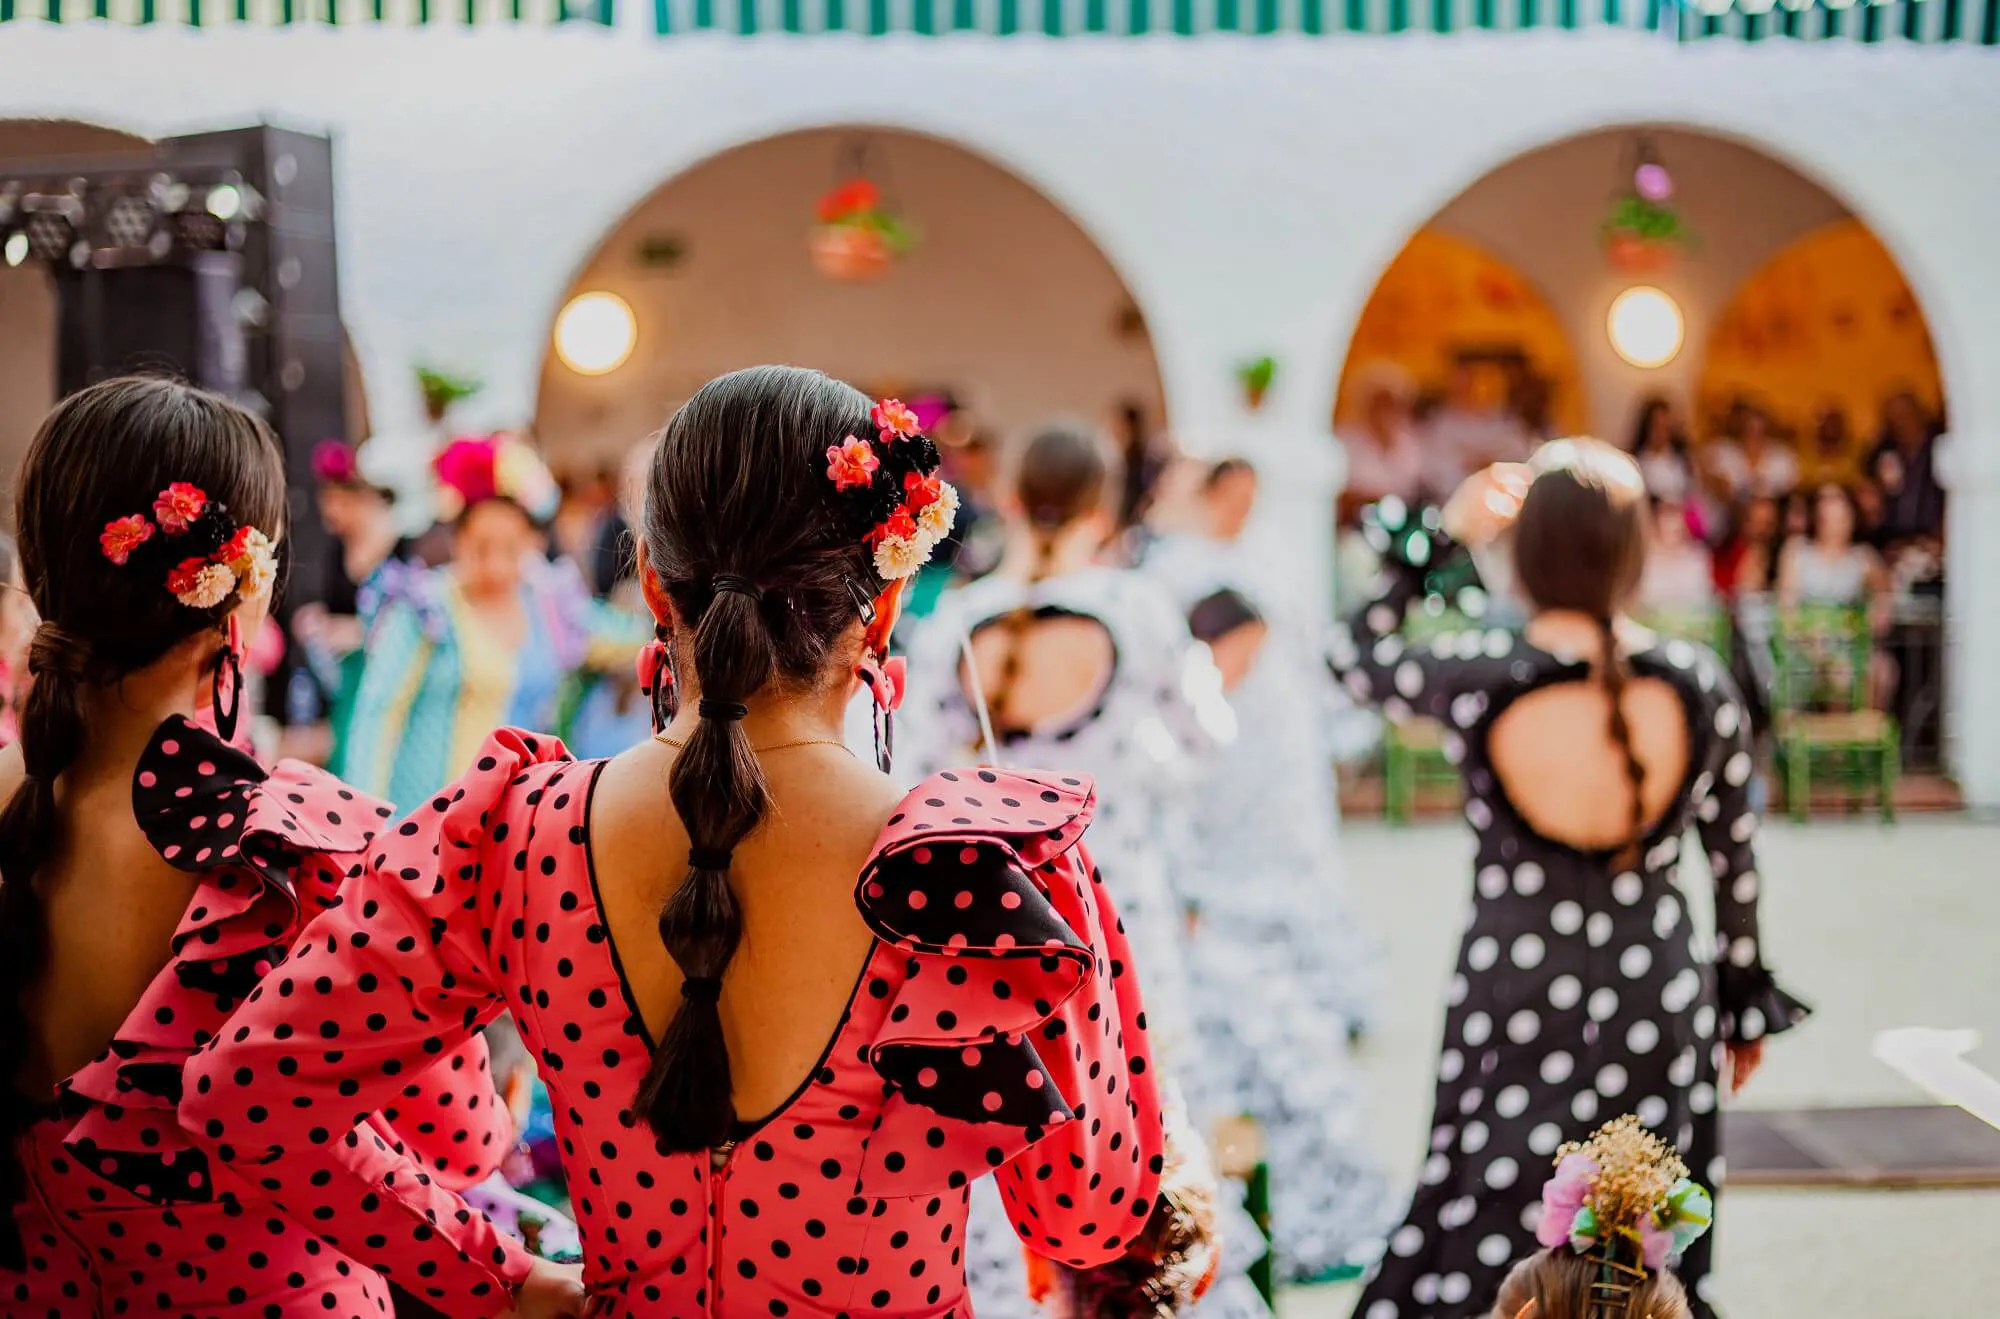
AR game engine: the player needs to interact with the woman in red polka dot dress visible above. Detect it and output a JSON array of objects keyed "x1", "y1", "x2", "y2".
[
  {"x1": 0, "y1": 378, "x2": 563, "y2": 1319},
  {"x1": 180, "y1": 367, "x2": 1169, "y2": 1318}
]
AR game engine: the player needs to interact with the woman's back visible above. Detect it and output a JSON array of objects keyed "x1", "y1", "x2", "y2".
[
  {"x1": 587, "y1": 738, "x2": 893, "y2": 1123},
  {"x1": 1486, "y1": 617, "x2": 1691, "y2": 856},
  {"x1": 1, "y1": 747, "x2": 198, "y2": 1092}
]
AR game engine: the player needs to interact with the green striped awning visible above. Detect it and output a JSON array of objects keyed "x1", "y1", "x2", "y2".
[
  {"x1": 0, "y1": 0, "x2": 609, "y2": 22},
  {"x1": 646, "y1": 0, "x2": 1992, "y2": 39},
  {"x1": 0, "y1": 0, "x2": 1984, "y2": 39}
]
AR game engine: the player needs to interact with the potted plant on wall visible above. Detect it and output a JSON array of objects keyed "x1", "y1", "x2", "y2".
[
  {"x1": 811, "y1": 173, "x2": 914, "y2": 283},
  {"x1": 1238, "y1": 355, "x2": 1278, "y2": 411},
  {"x1": 416, "y1": 366, "x2": 482, "y2": 425}
]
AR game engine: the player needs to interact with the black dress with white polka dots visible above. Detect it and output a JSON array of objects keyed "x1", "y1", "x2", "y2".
[{"x1": 1327, "y1": 556, "x2": 1809, "y2": 1319}]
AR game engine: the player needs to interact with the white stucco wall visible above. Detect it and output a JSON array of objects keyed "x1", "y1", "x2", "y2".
[{"x1": 0, "y1": 24, "x2": 1996, "y2": 799}]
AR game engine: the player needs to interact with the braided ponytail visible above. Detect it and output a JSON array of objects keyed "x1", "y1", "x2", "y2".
[
  {"x1": 634, "y1": 367, "x2": 907, "y2": 1151},
  {"x1": 0, "y1": 628, "x2": 92, "y2": 1265},
  {"x1": 1596, "y1": 615, "x2": 1648, "y2": 856},
  {"x1": 972, "y1": 423, "x2": 1117, "y2": 747},
  {"x1": 635, "y1": 579, "x2": 774, "y2": 1150}
]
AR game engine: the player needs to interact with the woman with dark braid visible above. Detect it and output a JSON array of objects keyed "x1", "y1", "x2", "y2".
[
  {"x1": 179, "y1": 367, "x2": 1170, "y2": 1317},
  {"x1": 0, "y1": 377, "x2": 557, "y2": 1318},
  {"x1": 1330, "y1": 440, "x2": 1809, "y2": 1319},
  {"x1": 902, "y1": 424, "x2": 1278, "y2": 1319}
]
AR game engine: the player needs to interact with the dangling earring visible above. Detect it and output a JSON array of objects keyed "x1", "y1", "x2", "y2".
[
  {"x1": 639, "y1": 633, "x2": 677, "y2": 735},
  {"x1": 856, "y1": 654, "x2": 906, "y2": 776},
  {"x1": 212, "y1": 630, "x2": 244, "y2": 746}
]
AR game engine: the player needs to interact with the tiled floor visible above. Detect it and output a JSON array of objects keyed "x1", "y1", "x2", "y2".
[{"x1": 1278, "y1": 817, "x2": 2000, "y2": 1319}]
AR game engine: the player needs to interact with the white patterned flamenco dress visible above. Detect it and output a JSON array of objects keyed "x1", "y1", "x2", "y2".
[
  {"x1": 899, "y1": 564, "x2": 1271, "y2": 1319},
  {"x1": 1143, "y1": 532, "x2": 1391, "y2": 1283}
]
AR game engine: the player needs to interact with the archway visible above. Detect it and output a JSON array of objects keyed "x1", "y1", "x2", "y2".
[
  {"x1": 531, "y1": 126, "x2": 1167, "y2": 471},
  {"x1": 1331, "y1": 122, "x2": 1954, "y2": 796}
]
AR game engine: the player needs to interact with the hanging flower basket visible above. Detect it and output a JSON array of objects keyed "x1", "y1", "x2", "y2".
[
  {"x1": 811, "y1": 178, "x2": 913, "y2": 283},
  {"x1": 1601, "y1": 194, "x2": 1693, "y2": 274}
]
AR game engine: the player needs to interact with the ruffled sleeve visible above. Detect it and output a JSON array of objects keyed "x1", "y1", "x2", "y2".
[
  {"x1": 1690, "y1": 661, "x2": 1812, "y2": 1044},
  {"x1": 853, "y1": 768, "x2": 1166, "y2": 1271},
  {"x1": 178, "y1": 729, "x2": 568, "y2": 1318},
  {"x1": 58, "y1": 715, "x2": 395, "y2": 1199}
]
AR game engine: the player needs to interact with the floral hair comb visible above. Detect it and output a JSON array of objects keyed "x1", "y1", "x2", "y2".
[
  {"x1": 99, "y1": 483, "x2": 277, "y2": 611},
  {"x1": 1537, "y1": 1115, "x2": 1713, "y2": 1319},
  {"x1": 823, "y1": 397, "x2": 959, "y2": 581}
]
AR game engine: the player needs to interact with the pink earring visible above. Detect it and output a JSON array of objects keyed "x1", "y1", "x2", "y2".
[
  {"x1": 855, "y1": 656, "x2": 906, "y2": 774},
  {"x1": 638, "y1": 637, "x2": 677, "y2": 733}
]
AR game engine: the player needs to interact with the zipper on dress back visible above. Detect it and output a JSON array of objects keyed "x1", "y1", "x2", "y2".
[{"x1": 706, "y1": 1141, "x2": 735, "y2": 1317}]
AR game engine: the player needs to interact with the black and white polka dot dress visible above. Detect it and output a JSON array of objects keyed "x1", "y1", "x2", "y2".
[{"x1": 1327, "y1": 556, "x2": 1809, "y2": 1319}]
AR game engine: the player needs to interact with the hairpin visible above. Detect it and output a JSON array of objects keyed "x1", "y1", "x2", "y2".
[
  {"x1": 99, "y1": 483, "x2": 277, "y2": 610},
  {"x1": 822, "y1": 398, "x2": 959, "y2": 582},
  {"x1": 1537, "y1": 1115, "x2": 1713, "y2": 1318}
]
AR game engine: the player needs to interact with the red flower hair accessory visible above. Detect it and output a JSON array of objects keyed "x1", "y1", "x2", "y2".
[
  {"x1": 99, "y1": 484, "x2": 277, "y2": 610},
  {"x1": 820, "y1": 398, "x2": 958, "y2": 582}
]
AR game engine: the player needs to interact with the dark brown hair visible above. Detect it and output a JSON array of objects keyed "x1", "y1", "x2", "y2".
[
  {"x1": 1510, "y1": 439, "x2": 1651, "y2": 850},
  {"x1": 978, "y1": 423, "x2": 1116, "y2": 739},
  {"x1": 1492, "y1": 1249, "x2": 1692, "y2": 1319},
  {"x1": 0, "y1": 376, "x2": 285, "y2": 1263},
  {"x1": 634, "y1": 365, "x2": 881, "y2": 1151}
]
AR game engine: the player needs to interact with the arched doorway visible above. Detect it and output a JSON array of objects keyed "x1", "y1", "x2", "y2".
[
  {"x1": 1332, "y1": 123, "x2": 1954, "y2": 800},
  {"x1": 531, "y1": 127, "x2": 1167, "y2": 472}
]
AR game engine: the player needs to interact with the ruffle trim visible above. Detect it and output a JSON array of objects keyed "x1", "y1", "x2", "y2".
[
  {"x1": 853, "y1": 767, "x2": 1099, "y2": 1194},
  {"x1": 55, "y1": 716, "x2": 391, "y2": 1202},
  {"x1": 1716, "y1": 964, "x2": 1812, "y2": 1043}
]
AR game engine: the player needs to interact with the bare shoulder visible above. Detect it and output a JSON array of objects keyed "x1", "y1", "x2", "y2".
[{"x1": 0, "y1": 742, "x2": 23, "y2": 811}]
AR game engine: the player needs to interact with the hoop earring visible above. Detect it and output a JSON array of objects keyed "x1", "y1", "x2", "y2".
[
  {"x1": 639, "y1": 637, "x2": 677, "y2": 734},
  {"x1": 212, "y1": 645, "x2": 243, "y2": 745}
]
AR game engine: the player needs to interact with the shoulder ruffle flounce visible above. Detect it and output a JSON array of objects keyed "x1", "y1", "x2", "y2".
[
  {"x1": 853, "y1": 766, "x2": 1109, "y2": 1196},
  {"x1": 1716, "y1": 965, "x2": 1811, "y2": 1043},
  {"x1": 59, "y1": 715, "x2": 392, "y2": 1202}
]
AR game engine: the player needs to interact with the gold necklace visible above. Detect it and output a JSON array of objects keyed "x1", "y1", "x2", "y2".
[{"x1": 652, "y1": 734, "x2": 852, "y2": 755}]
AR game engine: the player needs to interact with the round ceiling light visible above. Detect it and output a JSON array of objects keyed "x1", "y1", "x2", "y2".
[
  {"x1": 554, "y1": 291, "x2": 637, "y2": 377},
  {"x1": 1607, "y1": 286, "x2": 1684, "y2": 369}
]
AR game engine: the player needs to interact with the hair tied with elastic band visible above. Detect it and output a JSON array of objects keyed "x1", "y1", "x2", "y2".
[
  {"x1": 710, "y1": 573, "x2": 763, "y2": 602},
  {"x1": 698, "y1": 698, "x2": 748, "y2": 721},
  {"x1": 680, "y1": 977, "x2": 723, "y2": 1004},
  {"x1": 687, "y1": 846, "x2": 734, "y2": 871}
]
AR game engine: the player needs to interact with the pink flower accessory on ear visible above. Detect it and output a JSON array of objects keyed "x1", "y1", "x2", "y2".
[{"x1": 99, "y1": 484, "x2": 278, "y2": 611}]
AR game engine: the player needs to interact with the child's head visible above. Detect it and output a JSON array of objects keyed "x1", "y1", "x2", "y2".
[{"x1": 1492, "y1": 1249, "x2": 1692, "y2": 1319}]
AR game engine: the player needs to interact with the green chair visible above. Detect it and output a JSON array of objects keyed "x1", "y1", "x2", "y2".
[
  {"x1": 1636, "y1": 605, "x2": 1731, "y2": 655},
  {"x1": 1770, "y1": 604, "x2": 1897, "y2": 821},
  {"x1": 1379, "y1": 606, "x2": 1478, "y2": 824}
]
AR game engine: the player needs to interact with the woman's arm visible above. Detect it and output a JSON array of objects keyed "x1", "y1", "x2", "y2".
[
  {"x1": 1693, "y1": 666, "x2": 1810, "y2": 1090},
  {"x1": 181, "y1": 736, "x2": 570, "y2": 1316},
  {"x1": 1774, "y1": 540, "x2": 1802, "y2": 612},
  {"x1": 992, "y1": 839, "x2": 1164, "y2": 1271}
]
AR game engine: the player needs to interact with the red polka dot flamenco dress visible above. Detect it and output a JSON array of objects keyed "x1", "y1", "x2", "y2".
[
  {"x1": 2, "y1": 716, "x2": 532, "y2": 1319},
  {"x1": 179, "y1": 729, "x2": 1167, "y2": 1317}
]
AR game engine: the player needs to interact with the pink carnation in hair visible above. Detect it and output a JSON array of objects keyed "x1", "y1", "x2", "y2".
[
  {"x1": 100, "y1": 515, "x2": 155, "y2": 566},
  {"x1": 1536, "y1": 1153, "x2": 1599, "y2": 1250},
  {"x1": 826, "y1": 436, "x2": 880, "y2": 491},
  {"x1": 871, "y1": 398, "x2": 921, "y2": 441},
  {"x1": 152, "y1": 483, "x2": 208, "y2": 535},
  {"x1": 312, "y1": 439, "x2": 359, "y2": 486},
  {"x1": 433, "y1": 435, "x2": 503, "y2": 510}
]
